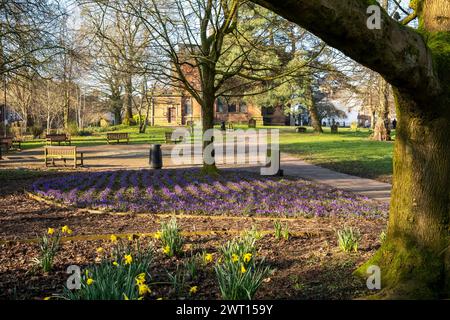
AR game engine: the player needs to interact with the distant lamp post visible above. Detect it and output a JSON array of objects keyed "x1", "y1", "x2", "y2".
[{"x1": 3, "y1": 76, "x2": 7, "y2": 138}]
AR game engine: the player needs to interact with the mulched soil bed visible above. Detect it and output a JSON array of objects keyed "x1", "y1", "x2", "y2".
[
  {"x1": 0, "y1": 231, "x2": 382, "y2": 300},
  {"x1": 0, "y1": 171, "x2": 387, "y2": 300}
]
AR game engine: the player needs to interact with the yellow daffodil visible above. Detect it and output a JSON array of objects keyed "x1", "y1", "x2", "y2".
[
  {"x1": 189, "y1": 286, "x2": 198, "y2": 294},
  {"x1": 124, "y1": 254, "x2": 133, "y2": 265},
  {"x1": 138, "y1": 284, "x2": 151, "y2": 296},
  {"x1": 123, "y1": 293, "x2": 130, "y2": 300},
  {"x1": 163, "y1": 245, "x2": 171, "y2": 255},
  {"x1": 124, "y1": 254, "x2": 133, "y2": 264},
  {"x1": 47, "y1": 228, "x2": 55, "y2": 235},
  {"x1": 137, "y1": 272, "x2": 146, "y2": 280},
  {"x1": 113, "y1": 261, "x2": 119, "y2": 267},
  {"x1": 204, "y1": 253, "x2": 213, "y2": 264},
  {"x1": 96, "y1": 247, "x2": 104, "y2": 253},
  {"x1": 231, "y1": 254, "x2": 239, "y2": 263},
  {"x1": 243, "y1": 253, "x2": 252, "y2": 264},
  {"x1": 157, "y1": 297, "x2": 163, "y2": 300},
  {"x1": 44, "y1": 296, "x2": 51, "y2": 300},
  {"x1": 86, "y1": 278, "x2": 94, "y2": 286},
  {"x1": 241, "y1": 264, "x2": 247, "y2": 274},
  {"x1": 110, "y1": 235, "x2": 118, "y2": 242},
  {"x1": 135, "y1": 273, "x2": 146, "y2": 286},
  {"x1": 61, "y1": 225, "x2": 72, "y2": 234},
  {"x1": 154, "y1": 231, "x2": 162, "y2": 240}
]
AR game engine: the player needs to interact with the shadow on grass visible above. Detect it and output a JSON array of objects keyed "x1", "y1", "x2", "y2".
[{"x1": 280, "y1": 133, "x2": 393, "y2": 182}]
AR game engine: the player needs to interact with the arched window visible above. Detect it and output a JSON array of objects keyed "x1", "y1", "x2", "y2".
[
  {"x1": 240, "y1": 102, "x2": 247, "y2": 113},
  {"x1": 228, "y1": 103, "x2": 237, "y2": 113},
  {"x1": 183, "y1": 98, "x2": 192, "y2": 115},
  {"x1": 216, "y1": 97, "x2": 225, "y2": 113}
]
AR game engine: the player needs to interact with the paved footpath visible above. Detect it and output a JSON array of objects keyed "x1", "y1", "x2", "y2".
[
  {"x1": 0, "y1": 144, "x2": 391, "y2": 203},
  {"x1": 273, "y1": 154, "x2": 390, "y2": 203}
]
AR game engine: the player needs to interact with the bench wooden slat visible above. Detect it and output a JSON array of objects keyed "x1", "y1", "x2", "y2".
[
  {"x1": 46, "y1": 134, "x2": 71, "y2": 145},
  {"x1": 107, "y1": 132, "x2": 129, "y2": 144},
  {"x1": 0, "y1": 137, "x2": 20, "y2": 152},
  {"x1": 44, "y1": 146, "x2": 83, "y2": 168}
]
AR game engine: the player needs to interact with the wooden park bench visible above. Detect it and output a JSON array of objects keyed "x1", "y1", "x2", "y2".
[
  {"x1": 0, "y1": 137, "x2": 21, "y2": 151},
  {"x1": 165, "y1": 131, "x2": 182, "y2": 144},
  {"x1": 44, "y1": 146, "x2": 84, "y2": 168},
  {"x1": 46, "y1": 133, "x2": 71, "y2": 146},
  {"x1": 0, "y1": 137, "x2": 12, "y2": 160},
  {"x1": 107, "y1": 132, "x2": 129, "y2": 144}
]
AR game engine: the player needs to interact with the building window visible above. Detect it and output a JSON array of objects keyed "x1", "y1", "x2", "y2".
[
  {"x1": 240, "y1": 102, "x2": 247, "y2": 113},
  {"x1": 262, "y1": 106, "x2": 275, "y2": 116},
  {"x1": 228, "y1": 103, "x2": 237, "y2": 113},
  {"x1": 183, "y1": 99, "x2": 192, "y2": 115},
  {"x1": 216, "y1": 98, "x2": 225, "y2": 113}
]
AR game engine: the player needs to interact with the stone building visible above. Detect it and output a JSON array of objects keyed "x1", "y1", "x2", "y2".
[
  {"x1": 148, "y1": 88, "x2": 290, "y2": 127},
  {"x1": 148, "y1": 44, "x2": 287, "y2": 126}
]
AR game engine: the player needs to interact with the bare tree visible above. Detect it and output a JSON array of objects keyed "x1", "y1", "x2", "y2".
[
  {"x1": 80, "y1": 1, "x2": 153, "y2": 125},
  {"x1": 0, "y1": 1, "x2": 64, "y2": 78}
]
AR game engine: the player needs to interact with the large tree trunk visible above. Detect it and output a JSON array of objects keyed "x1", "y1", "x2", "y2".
[
  {"x1": 110, "y1": 86, "x2": 122, "y2": 125},
  {"x1": 372, "y1": 0, "x2": 391, "y2": 141},
  {"x1": 201, "y1": 91, "x2": 218, "y2": 174},
  {"x1": 422, "y1": 0, "x2": 450, "y2": 32},
  {"x1": 362, "y1": 0, "x2": 450, "y2": 298},
  {"x1": 359, "y1": 89, "x2": 450, "y2": 298},
  {"x1": 199, "y1": 62, "x2": 218, "y2": 174},
  {"x1": 306, "y1": 84, "x2": 323, "y2": 133},
  {"x1": 251, "y1": 0, "x2": 450, "y2": 298},
  {"x1": 123, "y1": 76, "x2": 134, "y2": 125},
  {"x1": 372, "y1": 77, "x2": 391, "y2": 141}
]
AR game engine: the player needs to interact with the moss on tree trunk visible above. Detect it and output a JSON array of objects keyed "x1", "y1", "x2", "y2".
[{"x1": 356, "y1": 87, "x2": 450, "y2": 298}]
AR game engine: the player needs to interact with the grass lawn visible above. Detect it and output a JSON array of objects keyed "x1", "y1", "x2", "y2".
[
  {"x1": 278, "y1": 127, "x2": 394, "y2": 182},
  {"x1": 17, "y1": 125, "x2": 172, "y2": 150}
]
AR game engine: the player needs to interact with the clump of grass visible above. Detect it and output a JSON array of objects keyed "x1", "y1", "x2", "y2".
[
  {"x1": 337, "y1": 227, "x2": 361, "y2": 253},
  {"x1": 167, "y1": 264, "x2": 188, "y2": 296},
  {"x1": 242, "y1": 225, "x2": 263, "y2": 241},
  {"x1": 184, "y1": 251, "x2": 202, "y2": 280},
  {"x1": 62, "y1": 236, "x2": 153, "y2": 300},
  {"x1": 274, "y1": 221, "x2": 290, "y2": 241},
  {"x1": 33, "y1": 226, "x2": 71, "y2": 273},
  {"x1": 159, "y1": 218, "x2": 183, "y2": 257},
  {"x1": 282, "y1": 225, "x2": 290, "y2": 241},
  {"x1": 215, "y1": 232, "x2": 273, "y2": 300},
  {"x1": 274, "y1": 220, "x2": 282, "y2": 240}
]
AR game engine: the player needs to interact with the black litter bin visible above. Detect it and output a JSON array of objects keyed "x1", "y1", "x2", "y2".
[{"x1": 149, "y1": 144, "x2": 162, "y2": 169}]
